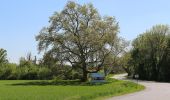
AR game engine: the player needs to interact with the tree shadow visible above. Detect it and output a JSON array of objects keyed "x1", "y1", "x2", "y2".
[{"x1": 10, "y1": 80, "x2": 109, "y2": 86}]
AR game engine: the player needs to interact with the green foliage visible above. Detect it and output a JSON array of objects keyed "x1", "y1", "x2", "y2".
[
  {"x1": 119, "y1": 52, "x2": 134, "y2": 76},
  {"x1": 38, "y1": 67, "x2": 52, "y2": 80},
  {"x1": 0, "y1": 48, "x2": 8, "y2": 66},
  {"x1": 0, "y1": 60, "x2": 82, "y2": 80},
  {"x1": 39, "y1": 51, "x2": 59, "y2": 68},
  {"x1": 0, "y1": 63, "x2": 17, "y2": 79},
  {"x1": 129, "y1": 24, "x2": 170, "y2": 81},
  {"x1": 36, "y1": 1, "x2": 127, "y2": 81}
]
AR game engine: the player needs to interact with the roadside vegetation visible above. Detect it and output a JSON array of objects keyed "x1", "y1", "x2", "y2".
[{"x1": 123, "y1": 25, "x2": 170, "y2": 82}]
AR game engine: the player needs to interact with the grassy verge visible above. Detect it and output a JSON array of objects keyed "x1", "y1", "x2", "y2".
[{"x1": 0, "y1": 79, "x2": 144, "y2": 100}]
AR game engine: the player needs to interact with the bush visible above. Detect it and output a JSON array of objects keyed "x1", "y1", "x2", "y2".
[
  {"x1": 18, "y1": 66, "x2": 38, "y2": 80},
  {"x1": 0, "y1": 62, "x2": 84, "y2": 80},
  {"x1": 64, "y1": 70, "x2": 82, "y2": 80},
  {"x1": 38, "y1": 67, "x2": 52, "y2": 79},
  {"x1": 0, "y1": 63, "x2": 17, "y2": 80}
]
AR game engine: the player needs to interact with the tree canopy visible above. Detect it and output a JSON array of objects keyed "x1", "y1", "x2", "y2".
[
  {"x1": 36, "y1": 1, "x2": 127, "y2": 81},
  {"x1": 128, "y1": 25, "x2": 170, "y2": 81}
]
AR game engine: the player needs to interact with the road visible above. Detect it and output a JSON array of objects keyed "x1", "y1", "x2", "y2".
[{"x1": 107, "y1": 74, "x2": 170, "y2": 100}]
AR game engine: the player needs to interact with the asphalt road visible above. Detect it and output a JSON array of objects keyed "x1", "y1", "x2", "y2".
[{"x1": 107, "y1": 74, "x2": 170, "y2": 100}]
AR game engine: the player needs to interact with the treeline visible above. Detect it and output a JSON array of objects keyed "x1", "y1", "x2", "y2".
[
  {"x1": 0, "y1": 52, "x2": 83, "y2": 80},
  {"x1": 123, "y1": 25, "x2": 170, "y2": 82},
  {"x1": 0, "y1": 63, "x2": 81, "y2": 80}
]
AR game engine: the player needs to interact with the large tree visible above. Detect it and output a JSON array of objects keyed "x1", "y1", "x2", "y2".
[
  {"x1": 130, "y1": 25, "x2": 170, "y2": 81},
  {"x1": 36, "y1": 1, "x2": 126, "y2": 81}
]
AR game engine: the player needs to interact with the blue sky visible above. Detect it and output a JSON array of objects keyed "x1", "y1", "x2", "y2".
[{"x1": 1, "y1": 0, "x2": 170, "y2": 63}]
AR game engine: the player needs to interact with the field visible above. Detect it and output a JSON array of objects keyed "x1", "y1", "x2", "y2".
[{"x1": 0, "y1": 79, "x2": 144, "y2": 100}]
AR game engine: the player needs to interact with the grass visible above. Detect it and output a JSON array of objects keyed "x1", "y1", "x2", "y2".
[{"x1": 0, "y1": 79, "x2": 144, "y2": 100}]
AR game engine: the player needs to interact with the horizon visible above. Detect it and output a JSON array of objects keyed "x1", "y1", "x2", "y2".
[{"x1": 1, "y1": 0, "x2": 170, "y2": 63}]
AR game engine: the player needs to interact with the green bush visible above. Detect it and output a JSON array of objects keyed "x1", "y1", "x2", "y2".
[
  {"x1": 18, "y1": 66, "x2": 38, "y2": 80},
  {"x1": 38, "y1": 67, "x2": 52, "y2": 79},
  {"x1": 0, "y1": 64, "x2": 17, "y2": 79},
  {"x1": 0, "y1": 62, "x2": 84, "y2": 80}
]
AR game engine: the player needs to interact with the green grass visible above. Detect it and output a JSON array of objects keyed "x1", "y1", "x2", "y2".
[{"x1": 0, "y1": 79, "x2": 144, "y2": 100}]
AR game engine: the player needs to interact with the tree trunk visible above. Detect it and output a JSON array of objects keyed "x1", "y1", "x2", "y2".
[
  {"x1": 81, "y1": 62, "x2": 88, "y2": 82},
  {"x1": 82, "y1": 69, "x2": 88, "y2": 82},
  {"x1": 104, "y1": 67, "x2": 107, "y2": 76}
]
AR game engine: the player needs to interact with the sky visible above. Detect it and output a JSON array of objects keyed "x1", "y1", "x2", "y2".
[{"x1": 1, "y1": 0, "x2": 170, "y2": 63}]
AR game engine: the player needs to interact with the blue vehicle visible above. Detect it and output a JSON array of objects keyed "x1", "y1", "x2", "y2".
[{"x1": 88, "y1": 73, "x2": 106, "y2": 83}]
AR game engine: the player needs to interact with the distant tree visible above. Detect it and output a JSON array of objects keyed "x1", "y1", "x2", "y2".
[
  {"x1": 19, "y1": 52, "x2": 35, "y2": 67},
  {"x1": 36, "y1": 1, "x2": 127, "y2": 81},
  {"x1": 0, "y1": 48, "x2": 8, "y2": 65},
  {"x1": 40, "y1": 51, "x2": 59, "y2": 68},
  {"x1": 120, "y1": 51, "x2": 134, "y2": 76},
  {"x1": 105, "y1": 38, "x2": 129, "y2": 75}
]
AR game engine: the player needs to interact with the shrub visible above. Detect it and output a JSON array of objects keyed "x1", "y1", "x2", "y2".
[
  {"x1": 0, "y1": 63, "x2": 17, "y2": 79},
  {"x1": 38, "y1": 67, "x2": 52, "y2": 79}
]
